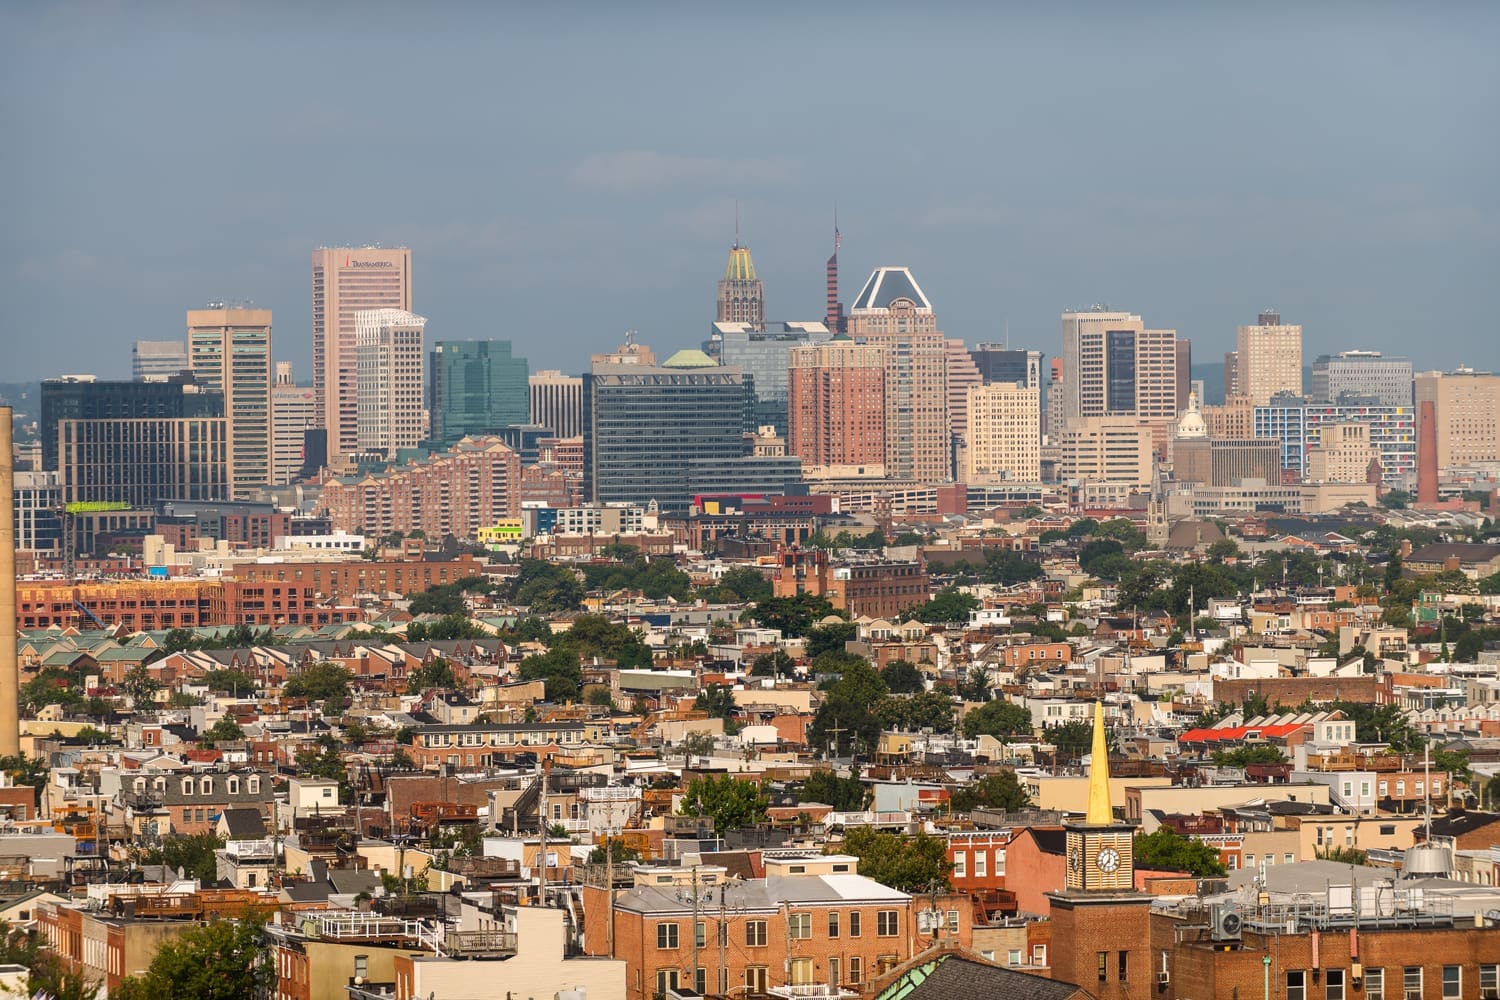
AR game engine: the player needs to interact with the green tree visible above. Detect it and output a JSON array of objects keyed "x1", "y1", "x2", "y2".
[
  {"x1": 587, "y1": 839, "x2": 641, "y2": 865},
  {"x1": 798, "y1": 769, "x2": 867, "y2": 811},
  {"x1": 1316, "y1": 845, "x2": 1368, "y2": 866},
  {"x1": 139, "y1": 832, "x2": 225, "y2": 884},
  {"x1": 200, "y1": 716, "x2": 244, "y2": 747},
  {"x1": 749, "y1": 650, "x2": 796, "y2": 678},
  {"x1": 876, "y1": 691, "x2": 956, "y2": 734},
  {"x1": 560, "y1": 614, "x2": 652, "y2": 668},
  {"x1": 1134, "y1": 827, "x2": 1227, "y2": 877},
  {"x1": 282, "y1": 662, "x2": 351, "y2": 704},
  {"x1": 1045, "y1": 720, "x2": 1095, "y2": 764},
  {"x1": 750, "y1": 594, "x2": 841, "y2": 637},
  {"x1": 959, "y1": 666, "x2": 992, "y2": 703},
  {"x1": 510, "y1": 559, "x2": 584, "y2": 612},
  {"x1": 519, "y1": 646, "x2": 583, "y2": 703},
  {"x1": 1211, "y1": 745, "x2": 1287, "y2": 767},
  {"x1": 694, "y1": 683, "x2": 739, "y2": 732},
  {"x1": 961, "y1": 699, "x2": 1033, "y2": 740},
  {"x1": 407, "y1": 614, "x2": 489, "y2": 641},
  {"x1": 202, "y1": 668, "x2": 256, "y2": 694},
  {"x1": 0, "y1": 754, "x2": 49, "y2": 793},
  {"x1": 406, "y1": 582, "x2": 470, "y2": 616},
  {"x1": 296, "y1": 741, "x2": 349, "y2": 801},
  {"x1": 111, "y1": 916, "x2": 272, "y2": 1000},
  {"x1": 835, "y1": 827, "x2": 951, "y2": 892},
  {"x1": 120, "y1": 664, "x2": 161, "y2": 708},
  {"x1": 907, "y1": 587, "x2": 979, "y2": 624},
  {"x1": 1095, "y1": 518, "x2": 1148, "y2": 551},
  {"x1": 678, "y1": 774, "x2": 768, "y2": 832},
  {"x1": 1207, "y1": 538, "x2": 1242, "y2": 561},
  {"x1": 949, "y1": 771, "x2": 1031, "y2": 813},
  {"x1": 714, "y1": 566, "x2": 774, "y2": 603},
  {"x1": 804, "y1": 620, "x2": 858, "y2": 658},
  {"x1": 879, "y1": 659, "x2": 925, "y2": 694},
  {"x1": 407, "y1": 657, "x2": 459, "y2": 693}
]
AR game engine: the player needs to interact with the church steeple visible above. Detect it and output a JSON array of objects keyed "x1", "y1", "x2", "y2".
[{"x1": 1085, "y1": 700, "x2": 1113, "y2": 825}]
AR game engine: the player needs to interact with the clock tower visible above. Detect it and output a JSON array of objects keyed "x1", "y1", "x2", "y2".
[{"x1": 1047, "y1": 701, "x2": 1153, "y2": 1000}]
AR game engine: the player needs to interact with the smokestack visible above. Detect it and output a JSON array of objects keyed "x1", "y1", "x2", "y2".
[
  {"x1": 0, "y1": 406, "x2": 19, "y2": 756},
  {"x1": 1418, "y1": 399, "x2": 1438, "y2": 505}
]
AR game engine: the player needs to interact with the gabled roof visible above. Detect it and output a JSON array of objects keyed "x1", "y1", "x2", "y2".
[{"x1": 850, "y1": 266, "x2": 933, "y2": 313}]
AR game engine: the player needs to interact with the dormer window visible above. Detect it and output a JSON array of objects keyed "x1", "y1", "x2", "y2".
[
  {"x1": 248, "y1": 776, "x2": 260, "y2": 794},
  {"x1": 200, "y1": 778, "x2": 214, "y2": 796},
  {"x1": 227, "y1": 778, "x2": 240, "y2": 796},
  {"x1": 181, "y1": 778, "x2": 193, "y2": 795}
]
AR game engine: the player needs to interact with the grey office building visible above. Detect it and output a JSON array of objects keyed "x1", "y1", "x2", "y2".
[
  {"x1": 969, "y1": 345, "x2": 1043, "y2": 389},
  {"x1": 703, "y1": 321, "x2": 835, "y2": 433},
  {"x1": 1311, "y1": 351, "x2": 1413, "y2": 407},
  {"x1": 583, "y1": 348, "x2": 801, "y2": 511}
]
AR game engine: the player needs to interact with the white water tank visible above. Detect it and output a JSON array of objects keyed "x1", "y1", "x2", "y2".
[{"x1": 1401, "y1": 842, "x2": 1452, "y2": 878}]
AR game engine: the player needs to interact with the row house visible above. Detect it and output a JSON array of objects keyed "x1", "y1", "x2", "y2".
[
  {"x1": 407, "y1": 721, "x2": 588, "y2": 769},
  {"x1": 119, "y1": 767, "x2": 276, "y2": 837}
]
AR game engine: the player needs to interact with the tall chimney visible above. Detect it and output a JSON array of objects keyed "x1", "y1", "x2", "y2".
[
  {"x1": 0, "y1": 406, "x2": 19, "y2": 756},
  {"x1": 1417, "y1": 399, "x2": 1439, "y2": 505}
]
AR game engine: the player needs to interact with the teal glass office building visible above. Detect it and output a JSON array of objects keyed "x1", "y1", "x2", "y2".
[{"x1": 429, "y1": 340, "x2": 529, "y2": 446}]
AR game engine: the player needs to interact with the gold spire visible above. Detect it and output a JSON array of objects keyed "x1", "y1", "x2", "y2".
[{"x1": 1086, "y1": 700, "x2": 1112, "y2": 826}]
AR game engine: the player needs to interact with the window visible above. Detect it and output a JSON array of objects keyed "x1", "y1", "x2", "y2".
[
  {"x1": 1404, "y1": 967, "x2": 1422, "y2": 998},
  {"x1": 974, "y1": 852, "x2": 987, "y2": 877},
  {"x1": 655, "y1": 969, "x2": 679, "y2": 996},
  {"x1": 354, "y1": 955, "x2": 368, "y2": 980},
  {"x1": 1118, "y1": 951, "x2": 1129, "y2": 983},
  {"x1": 227, "y1": 778, "x2": 239, "y2": 795},
  {"x1": 1098, "y1": 952, "x2": 1108, "y2": 982},
  {"x1": 1365, "y1": 967, "x2": 1384, "y2": 1000},
  {"x1": 745, "y1": 921, "x2": 767, "y2": 947},
  {"x1": 1442, "y1": 965, "x2": 1460, "y2": 999},
  {"x1": 201, "y1": 778, "x2": 213, "y2": 795},
  {"x1": 1008, "y1": 949, "x2": 1022, "y2": 966},
  {"x1": 849, "y1": 958, "x2": 862, "y2": 984},
  {"x1": 1285, "y1": 853, "x2": 1295, "y2": 864},
  {"x1": 953, "y1": 852, "x2": 967, "y2": 878},
  {"x1": 1326, "y1": 968, "x2": 1345, "y2": 1000},
  {"x1": 827, "y1": 911, "x2": 839, "y2": 938},
  {"x1": 1288, "y1": 970, "x2": 1306, "y2": 1000},
  {"x1": 1480, "y1": 965, "x2": 1498, "y2": 996},
  {"x1": 791, "y1": 959, "x2": 813, "y2": 986},
  {"x1": 656, "y1": 923, "x2": 678, "y2": 949},
  {"x1": 946, "y1": 910, "x2": 960, "y2": 932},
  {"x1": 849, "y1": 911, "x2": 861, "y2": 937},
  {"x1": 996, "y1": 848, "x2": 1007, "y2": 874},
  {"x1": 746, "y1": 966, "x2": 769, "y2": 994},
  {"x1": 877, "y1": 910, "x2": 899, "y2": 937},
  {"x1": 248, "y1": 776, "x2": 260, "y2": 794},
  {"x1": 695, "y1": 921, "x2": 706, "y2": 948},
  {"x1": 695, "y1": 968, "x2": 706, "y2": 995},
  {"x1": 789, "y1": 913, "x2": 811, "y2": 940},
  {"x1": 1380, "y1": 824, "x2": 1396, "y2": 835},
  {"x1": 1032, "y1": 944, "x2": 1048, "y2": 965}
]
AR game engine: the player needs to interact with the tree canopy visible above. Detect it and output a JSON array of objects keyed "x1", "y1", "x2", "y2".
[
  {"x1": 835, "y1": 827, "x2": 950, "y2": 892},
  {"x1": 949, "y1": 771, "x2": 1031, "y2": 813},
  {"x1": 282, "y1": 662, "x2": 350, "y2": 704},
  {"x1": 879, "y1": 659, "x2": 925, "y2": 694},
  {"x1": 798, "y1": 769, "x2": 867, "y2": 811},
  {"x1": 678, "y1": 775, "x2": 768, "y2": 833},
  {"x1": 961, "y1": 699, "x2": 1033, "y2": 740},
  {"x1": 906, "y1": 586, "x2": 979, "y2": 624},
  {"x1": 1134, "y1": 827, "x2": 1227, "y2": 877},
  {"x1": 112, "y1": 916, "x2": 272, "y2": 1000}
]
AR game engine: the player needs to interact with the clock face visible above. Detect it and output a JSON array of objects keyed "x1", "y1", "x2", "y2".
[{"x1": 1097, "y1": 847, "x2": 1121, "y2": 874}]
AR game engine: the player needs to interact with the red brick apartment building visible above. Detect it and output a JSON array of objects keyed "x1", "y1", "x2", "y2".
[
  {"x1": 773, "y1": 546, "x2": 931, "y2": 619},
  {"x1": 583, "y1": 856, "x2": 972, "y2": 1000}
]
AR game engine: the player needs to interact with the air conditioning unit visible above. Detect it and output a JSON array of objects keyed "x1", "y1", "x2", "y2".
[
  {"x1": 1210, "y1": 903, "x2": 1243, "y2": 942},
  {"x1": 1478, "y1": 988, "x2": 1498, "y2": 1000},
  {"x1": 1156, "y1": 971, "x2": 1171, "y2": 987},
  {"x1": 1406, "y1": 991, "x2": 1423, "y2": 1000}
]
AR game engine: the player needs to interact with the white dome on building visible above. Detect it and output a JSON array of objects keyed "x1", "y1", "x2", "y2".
[{"x1": 1175, "y1": 391, "x2": 1207, "y2": 439}]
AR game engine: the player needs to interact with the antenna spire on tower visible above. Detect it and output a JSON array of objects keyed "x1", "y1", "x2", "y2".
[{"x1": 734, "y1": 200, "x2": 740, "y2": 249}]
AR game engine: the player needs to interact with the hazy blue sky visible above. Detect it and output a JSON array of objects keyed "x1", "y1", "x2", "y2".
[{"x1": 3, "y1": 2, "x2": 1496, "y2": 382}]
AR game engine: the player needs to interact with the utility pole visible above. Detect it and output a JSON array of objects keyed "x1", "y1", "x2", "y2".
[
  {"x1": 717, "y1": 884, "x2": 727, "y2": 996},
  {"x1": 538, "y1": 759, "x2": 549, "y2": 902},
  {"x1": 690, "y1": 866, "x2": 701, "y2": 994}
]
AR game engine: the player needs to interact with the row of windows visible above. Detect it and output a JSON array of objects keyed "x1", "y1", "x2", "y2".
[
  {"x1": 656, "y1": 910, "x2": 901, "y2": 949},
  {"x1": 1286, "y1": 963, "x2": 1498, "y2": 1000}
]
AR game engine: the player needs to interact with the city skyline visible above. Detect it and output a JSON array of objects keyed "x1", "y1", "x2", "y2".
[{"x1": 3, "y1": 4, "x2": 1497, "y2": 382}]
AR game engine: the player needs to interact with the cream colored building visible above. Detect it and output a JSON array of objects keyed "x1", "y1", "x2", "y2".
[
  {"x1": 1415, "y1": 368, "x2": 1500, "y2": 468},
  {"x1": 187, "y1": 305, "x2": 272, "y2": 497},
  {"x1": 312, "y1": 246, "x2": 413, "y2": 468},
  {"x1": 964, "y1": 382, "x2": 1041, "y2": 483},
  {"x1": 1306, "y1": 422, "x2": 1379, "y2": 482},
  {"x1": 1057, "y1": 418, "x2": 1153, "y2": 486},
  {"x1": 1203, "y1": 395, "x2": 1257, "y2": 439},
  {"x1": 271, "y1": 361, "x2": 317, "y2": 483},
  {"x1": 1234, "y1": 310, "x2": 1303, "y2": 404},
  {"x1": 355, "y1": 308, "x2": 427, "y2": 458},
  {"x1": 1060, "y1": 310, "x2": 1180, "y2": 427}
]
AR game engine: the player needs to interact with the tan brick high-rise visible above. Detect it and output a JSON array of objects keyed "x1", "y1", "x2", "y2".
[
  {"x1": 312, "y1": 247, "x2": 412, "y2": 469},
  {"x1": 1414, "y1": 367, "x2": 1500, "y2": 469},
  {"x1": 1234, "y1": 310, "x2": 1303, "y2": 405},
  {"x1": 847, "y1": 267, "x2": 949, "y2": 482}
]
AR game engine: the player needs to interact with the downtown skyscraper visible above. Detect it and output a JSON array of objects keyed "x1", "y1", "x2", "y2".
[
  {"x1": 312, "y1": 246, "x2": 412, "y2": 468},
  {"x1": 186, "y1": 304, "x2": 272, "y2": 497},
  {"x1": 846, "y1": 266, "x2": 950, "y2": 482},
  {"x1": 429, "y1": 340, "x2": 530, "y2": 446}
]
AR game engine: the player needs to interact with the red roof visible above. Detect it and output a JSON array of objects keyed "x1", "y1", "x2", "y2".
[{"x1": 1177, "y1": 723, "x2": 1303, "y2": 744}]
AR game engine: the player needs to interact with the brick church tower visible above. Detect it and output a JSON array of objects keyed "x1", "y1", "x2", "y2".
[{"x1": 1047, "y1": 702, "x2": 1154, "y2": 1000}]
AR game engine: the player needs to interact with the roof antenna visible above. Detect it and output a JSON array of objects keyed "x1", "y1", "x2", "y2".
[{"x1": 734, "y1": 200, "x2": 740, "y2": 250}]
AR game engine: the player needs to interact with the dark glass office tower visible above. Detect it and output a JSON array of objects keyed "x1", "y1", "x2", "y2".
[{"x1": 428, "y1": 340, "x2": 529, "y2": 446}]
